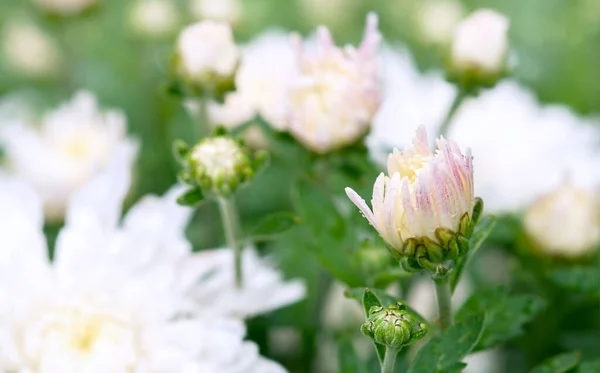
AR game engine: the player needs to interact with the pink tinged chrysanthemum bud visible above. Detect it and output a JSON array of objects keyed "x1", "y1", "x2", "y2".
[
  {"x1": 524, "y1": 180, "x2": 600, "y2": 258},
  {"x1": 448, "y1": 9, "x2": 510, "y2": 90},
  {"x1": 345, "y1": 126, "x2": 482, "y2": 274},
  {"x1": 288, "y1": 13, "x2": 381, "y2": 154}
]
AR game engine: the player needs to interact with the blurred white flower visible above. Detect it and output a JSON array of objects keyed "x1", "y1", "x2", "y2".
[
  {"x1": 417, "y1": 0, "x2": 465, "y2": 45},
  {"x1": 208, "y1": 31, "x2": 296, "y2": 130},
  {"x1": 0, "y1": 150, "x2": 300, "y2": 372},
  {"x1": 369, "y1": 47, "x2": 600, "y2": 214},
  {"x1": 524, "y1": 180, "x2": 600, "y2": 257},
  {"x1": 190, "y1": 0, "x2": 242, "y2": 24},
  {"x1": 129, "y1": 0, "x2": 179, "y2": 39},
  {"x1": 32, "y1": 0, "x2": 96, "y2": 16},
  {"x1": 0, "y1": 91, "x2": 137, "y2": 221},
  {"x1": 451, "y1": 9, "x2": 510, "y2": 75},
  {"x1": 176, "y1": 20, "x2": 240, "y2": 84},
  {"x1": 2, "y1": 20, "x2": 62, "y2": 79},
  {"x1": 289, "y1": 13, "x2": 381, "y2": 153}
]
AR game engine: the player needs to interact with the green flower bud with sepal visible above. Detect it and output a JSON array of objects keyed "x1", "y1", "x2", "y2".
[{"x1": 360, "y1": 302, "x2": 428, "y2": 349}]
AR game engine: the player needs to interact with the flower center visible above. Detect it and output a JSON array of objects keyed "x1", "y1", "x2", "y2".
[
  {"x1": 387, "y1": 152, "x2": 432, "y2": 184},
  {"x1": 190, "y1": 137, "x2": 244, "y2": 179}
]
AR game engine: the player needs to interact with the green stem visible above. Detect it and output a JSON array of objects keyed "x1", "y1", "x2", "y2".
[
  {"x1": 194, "y1": 96, "x2": 210, "y2": 141},
  {"x1": 217, "y1": 197, "x2": 243, "y2": 288},
  {"x1": 434, "y1": 276, "x2": 452, "y2": 331},
  {"x1": 382, "y1": 347, "x2": 399, "y2": 373},
  {"x1": 436, "y1": 89, "x2": 467, "y2": 139}
]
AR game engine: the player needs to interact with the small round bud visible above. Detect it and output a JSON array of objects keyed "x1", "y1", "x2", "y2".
[
  {"x1": 129, "y1": 0, "x2": 179, "y2": 39},
  {"x1": 361, "y1": 302, "x2": 428, "y2": 349}
]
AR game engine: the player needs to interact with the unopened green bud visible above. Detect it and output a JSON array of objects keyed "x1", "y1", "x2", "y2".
[{"x1": 360, "y1": 302, "x2": 428, "y2": 349}]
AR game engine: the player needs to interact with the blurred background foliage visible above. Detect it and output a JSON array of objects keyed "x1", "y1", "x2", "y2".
[{"x1": 0, "y1": 1, "x2": 599, "y2": 372}]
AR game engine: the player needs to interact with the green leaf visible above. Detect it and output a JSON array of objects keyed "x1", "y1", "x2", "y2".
[
  {"x1": 247, "y1": 212, "x2": 298, "y2": 241},
  {"x1": 292, "y1": 178, "x2": 363, "y2": 286},
  {"x1": 408, "y1": 313, "x2": 485, "y2": 373},
  {"x1": 172, "y1": 139, "x2": 190, "y2": 162},
  {"x1": 450, "y1": 216, "x2": 496, "y2": 293},
  {"x1": 361, "y1": 288, "x2": 383, "y2": 317},
  {"x1": 337, "y1": 338, "x2": 367, "y2": 373},
  {"x1": 529, "y1": 351, "x2": 581, "y2": 373},
  {"x1": 456, "y1": 286, "x2": 546, "y2": 351},
  {"x1": 176, "y1": 188, "x2": 204, "y2": 206},
  {"x1": 579, "y1": 359, "x2": 600, "y2": 373},
  {"x1": 551, "y1": 267, "x2": 600, "y2": 295}
]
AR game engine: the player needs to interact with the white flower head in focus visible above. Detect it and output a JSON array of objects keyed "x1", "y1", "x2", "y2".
[
  {"x1": 176, "y1": 20, "x2": 240, "y2": 86},
  {"x1": 208, "y1": 30, "x2": 297, "y2": 131},
  {"x1": 2, "y1": 20, "x2": 62, "y2": 79},
  {"x1": 129, "y1": 0, "x2": 179, "y2": 39},
  {"x1": 524, "y1": 180, "x2": 600, "y2": 258},
  {"x1": 32, "y1": 0, "x2": 96, "y2": 16},
  {"x1": 288, "y1": 13, "x2": 381, "y2": 153},
  {"x1": 0, "y1": 154, "x2": 299, "y2": 372},
  {"x1": 449, "y1": 9, "x2": 510, "y2": 85},
  {"x1": 0, "y1": 91, "x2": 137, "y2": 221},
  {"x1": 190, "y1": 0, "x2": 242, "y2": 25}
]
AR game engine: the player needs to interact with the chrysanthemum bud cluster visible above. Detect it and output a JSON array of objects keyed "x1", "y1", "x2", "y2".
[
  {"x1": 447, "y1": 9, "x2": 510, "y2": 91},
  {"x1": 175, "y1": 133, "x2": 268, "y2": 201},
  {"x1": 346, "y1": 127, "x2": 481, "y2": 275},
  {"x1": 361, "y1": 302, "x2": 428, "y2": 349},
  {"x1": 173, "y1": 20, "x2": 239, "y2": 99}
]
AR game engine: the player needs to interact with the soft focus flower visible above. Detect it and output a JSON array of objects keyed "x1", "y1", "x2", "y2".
[
  {"x1": 524, "y1": 180, "x2": 600, "y2": 257},
  {"x1": 417, "y1": 0, "x2": 465, "y2": 45},
  {"x1": 129, "y1": 0, "x2": 179, "y2": 39},
  {"x1": 0, "y1": 91, "x2": 136, "y2": 221},
  {"x1": 0, "y1": 148, "x2": 302, "y2": 372},
  {"x1": 288, "y1": 13, "x2": 381, "y2": 153},
  {"x1": 346, "y1": 127, "x2": 478, "y2": 272},
  {"x1": 208, "y1": 31, "x2": 296, "y2": 131},
  {"x1": 32, "y1": 0, "x2": 96, "y2": 16},
  {"x1": 2, "y1": 20, "x2": 62, "y2": 79},
  {"x1": 190, "y1": 0, "x2": 242, "y2": 24},
  {"x1": 176, "y1": 20, "x2": 239, "y2": 85},
  {"x1": 450, "y1": 9, "x2": 510, "y2": 77},
  {"x1": 368, "y1": 48, "x2": 600, "y2": 214}
]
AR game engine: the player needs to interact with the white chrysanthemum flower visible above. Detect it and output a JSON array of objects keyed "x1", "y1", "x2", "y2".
[
  {"x1": 2, "y1": 20, "x2": 62, "y2": 78},
  {"x1": 416, "y1": 0, "x2": 465, "y2": 45},
  {"x1": 32, "y1": 0, "x2": 96, "y2": 16},
  {"x1": 0, "y1": 152, "x2": 299, "y2": 372},
  {"x1": 451, "y1": 9, "x2": 510, "y2": 75},
  {"x1": 208, "y1": 31, "x2": 296, "y2": 131},
  {"x1": 190, "y1": 0, "x2": 242, "y2": 24},
  {"x1": 129, "y1": 0, "x2": 179, "y2": 39},
  {"x1": 176, "y1": 20, "x2": 239, "y2": 84},
  {"x1": 524, "y1": 180, "x2": 600, "y2": 257},
  {"x1": 369, "y1": 47, "x2": 600, "y2": 214},
  {"x1": 288, "y1": 13, "x2": 381, "y2": 153},
  {"x1": 0, "y1": 91, "x2": 137, "y2": 221}
]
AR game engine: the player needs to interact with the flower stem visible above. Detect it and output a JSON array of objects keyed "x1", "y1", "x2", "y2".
[
  {"x1": 434, "y1": 276, "x2": 452, "y2": 331},
  {"x1": 217, "y1": 196, "x2": 243, "y2": 288},
  {"x1": 194, "y1": 96, "x2": 210, "y2": 141},
  {"x1": 436, "y1": 89, "x2": 467, "y2": 139},
  {"x1": 382, "y1": 347, "x2": 399, "y2": 373}
]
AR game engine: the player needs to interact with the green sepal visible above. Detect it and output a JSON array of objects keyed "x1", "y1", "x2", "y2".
[
  {"x1": 457, "y1": 234, "x2": 470, "y2": 256},
  {"x1": 172, "y1": 139, "x2": 190, "y2": 163},
  {"x1": 403, "y1": 238, "x2": 419, "y2": 257},
  {"x1": 469, "y1": 198, "x2": 484, "y2": 235},
  {"x1": 458, "y1": 213, "x2": 471, "y2": 237},
  {"x1": 177, "y1": 171, "x2": 193, "y2": 186},
  {"x1": 435, "y1": 227, "x2": 455, "y2": 248},
  {"x1": 447, "y1": 237, "x2": 460, "y2": 260},
  {"x1": 176, "y1": 187, "x2": 205, "y2": 207},
  {"x1": 401, "y1": 257, "x2": 423, "y2": 273},
  {"x1": 423, "y1": 237, "x2": 445, "y2": 263}
]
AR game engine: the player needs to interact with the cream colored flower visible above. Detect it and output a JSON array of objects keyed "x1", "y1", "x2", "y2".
[
  {"x1": 451, "y1": 9, "x2": 510, "y2": 75},
  {"x1": 288, "y1": 13, "x2": 381, "y2": 153},
  {"x1": 346, "y1": 126, "x2": 477, "y2": 270},
  {"x1": 129, "y1": 0, "x2": 179, "y2": 39},
  {"x1": 190, "y1": 0, "x2": 242, "y2": 24},
  {"x1": 417, "y1": 0, "x2": 465, "y2": 45},
  {"x1": 176, "y1": 20, "x2": 239, "y2": 84},
  {"x1": 32, "y1": 0, "x2": 96, "y2": 15},
  {"x1": 524, "y1": 180, "x2": 600, "y2": 257},
  {"x1": 2, "y1": 20, "x2": 62, "y2": 78}
]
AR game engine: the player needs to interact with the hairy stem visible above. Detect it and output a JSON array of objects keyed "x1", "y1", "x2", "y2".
[
  {"x1": 382, "y1": 347, "x2": 399, "y2": 373},
  {"x1": 434, "y1": 276, "x2": 452, "y2": 331},
  {"x1": 217, "y1": 197, "x2": 243, "y2": 288}
]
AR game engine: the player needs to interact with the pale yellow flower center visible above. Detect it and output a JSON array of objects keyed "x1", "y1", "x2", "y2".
[
  {"x1": 191, "y1": 137, "x2": 244, "y2": 178},
  {"x1": 388, "y1": 152, "x2": 432, "y2": 184}
]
